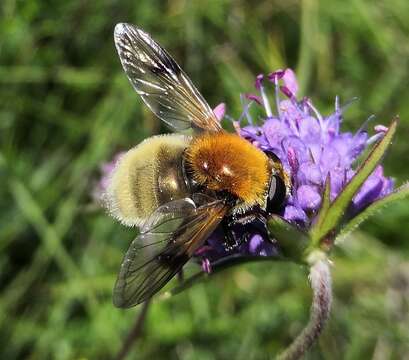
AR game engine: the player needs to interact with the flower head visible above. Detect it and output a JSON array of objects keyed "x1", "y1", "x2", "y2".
[{"x1": 195, "y1": 68, "x2": 395, "y2": 270}]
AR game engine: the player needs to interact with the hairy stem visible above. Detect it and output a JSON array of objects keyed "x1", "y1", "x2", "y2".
[
  {"x1": 277, "y1": 258, "x2": 332, "y2": 360},
  {"x1": 115, "y1": 300, "x2": 151, "y2": 360}
]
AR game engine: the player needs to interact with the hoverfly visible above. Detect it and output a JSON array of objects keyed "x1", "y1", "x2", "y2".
[{"x1": 107, "y1": 23, "x2": 290, "y2": 308}]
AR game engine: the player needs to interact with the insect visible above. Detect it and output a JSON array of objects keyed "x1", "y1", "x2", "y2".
[{"x1": 106, "y1": 23, "x2": 291, "y2": 308}]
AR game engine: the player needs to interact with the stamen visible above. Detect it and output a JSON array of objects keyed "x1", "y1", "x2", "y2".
[
  {"x1": 361, "y1": 114, "x2": 375, "y2": 131},
  {"x1": 358, "y1": 118, "x2": 388, "y2": 146},
  {"x1": 335, "y1": 95, "x2": 340, "y2": 112},
  {"x1": 280, "y1": 85, "x2": 294, "y2": 99},
  {"x1": 226, "y1": 98, "x2": 256, "y2": 135},
  {"x1": 255, "y1": 74, "x2": 264, "y2": 90},
  {"x1": 245, "y1": 93, "x2": 263, "y2": 105},
  {"x1": 366, "y1": 132, "x2": 385, "y2": 145},
  {"x1": 256, "y1": 74, "x2": 273, "y2": 118},
  {"x1": 271, "y1": 72, "x2": 282, "y2": 118},
  {"x1": 224, "y1": 114, "x2": 235, "y2": 123},
  {"x1": 302, "y1": 97, "x2": 309, "y2": 114},
  {"x1": 305, "y1": 98, "x2": 324, "y2": 128},
  {"x1": 280, "y1": 85, "x2": 305, "y2": 117},
  {"x1": 354, "y1": 114, "x2": 375, "y2": 138},
  {"x1": 340, "y1": 97, "x2": 359, "y2": 114},
  {"x1": 239, "y1": 100, "x2": 255, "y2": 125},
  {"x1": 267, "y1": 69, "x2": 285, "y2": 81},
  {"x1": 241, "y1": 94, "x2": 254, "y2": 125},
  {"x1": 374, "y1": 124, "x2": 388, "y2": 133}
]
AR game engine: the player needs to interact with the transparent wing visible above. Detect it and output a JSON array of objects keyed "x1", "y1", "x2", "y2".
[
  {"x1": 114, "y1": 23, "x2": 222, "y2": 132},
  {"x1": 113, "y1": 194, "x2": 227, "y2": 308}
]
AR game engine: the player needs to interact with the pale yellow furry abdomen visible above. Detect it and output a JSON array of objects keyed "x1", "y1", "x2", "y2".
[{"x1": 104, "y1": 134, "x2": 191, "y2": 227}]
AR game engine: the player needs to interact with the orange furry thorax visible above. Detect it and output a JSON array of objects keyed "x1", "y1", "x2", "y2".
[{"x1": 186, "y1": 132, "x2": 270, "y2": 205}]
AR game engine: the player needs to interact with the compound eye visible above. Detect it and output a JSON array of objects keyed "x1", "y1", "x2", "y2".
[{"x1": 266, "y1": 175, "x2": 287, "y2": 215}]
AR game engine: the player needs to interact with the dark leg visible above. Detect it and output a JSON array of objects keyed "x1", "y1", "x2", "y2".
[
  {"x1": 221, "y1": 210, "x2": 268, "y2": 251},
  {"x1": 222, "y1": 219, "x2": 240, "y2": 251}
]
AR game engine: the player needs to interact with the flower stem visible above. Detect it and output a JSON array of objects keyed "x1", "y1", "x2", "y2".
[
  {"x1": 115, "y1": 299, "x2": 151, "y2": 360},
  {"x1": 277, "y1": 258, "x2": 332, "y2": 360}
]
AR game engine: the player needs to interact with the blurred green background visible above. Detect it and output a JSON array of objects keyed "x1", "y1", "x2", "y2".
[{"x1": 1, "y1": 0, "x2": 409, "y2": 359}]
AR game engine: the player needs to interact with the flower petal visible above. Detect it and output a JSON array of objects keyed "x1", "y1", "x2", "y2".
[
  {"x1": 297, "y1": 185, "x2": 322, "y2": 211},
  {"x1": 246, "y1": 234, "x2": 276, "y2": 256},
  {"x1": 284, "y1": 205, "x2": 308, "y2": 224},
  {"x1": 282, "y1": 68, "x2": 299, "y2": 96},
  {"x1": 298, "y1": 116, "x2": 322, "y2": 143},
  {"x1": 213, "y1": 103, "x2": 226, "y2": 121},
  {"x1": 297, "y1": 162, "x2": 322, "y2": 186}
]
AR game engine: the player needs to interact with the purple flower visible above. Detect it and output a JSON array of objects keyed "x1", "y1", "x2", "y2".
[
  {"x1": 195, "y1": 68, "x2": 394, "y2": 269},
  {"x1": 92, "y1": 152, "x2": 125, "y2": 203},
  {"x1": 242, "y1": 70, "x2": 393, "y2": 221},
  {"x1": 213, "y1": 102, "x2": 226, "y2": 121}
]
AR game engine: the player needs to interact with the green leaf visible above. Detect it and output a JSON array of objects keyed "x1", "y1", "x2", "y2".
[
  {"x1": 310, "y1": 174, "x2": 331, "y2": 242},
  {"x1": 267, "y1": 215, "x2": 310, "y2": 263},
  {"x1": 309, "y1": 118, "x2": 398, "y2": 245},
  {"x1": 335, "y1": 182, "x2": 409, "y2": 243}
]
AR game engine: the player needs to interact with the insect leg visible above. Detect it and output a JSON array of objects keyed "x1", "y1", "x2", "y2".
[
  {"x1": 222, "y1": 218, "x2": 240, "y2": 251},
  {"x1": 221, "y1": 210, "x2": 269, "y2": 251}
]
